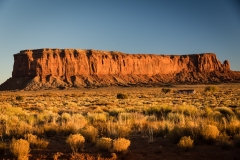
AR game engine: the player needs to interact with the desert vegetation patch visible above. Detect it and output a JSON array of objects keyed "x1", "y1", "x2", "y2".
[{"x1": 0, "y1": 84, "x2": 239, "y2": 159}]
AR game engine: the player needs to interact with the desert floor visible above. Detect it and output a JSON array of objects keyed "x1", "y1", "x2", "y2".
[{"x1": 0, "y1": 84, "x2": 240, "y2": 160}]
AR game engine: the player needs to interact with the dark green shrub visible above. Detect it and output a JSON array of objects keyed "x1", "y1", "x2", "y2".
[
  {"x1": 16, "y1": 96, "x2": 24, "y2": 101},
  {"x1": 117, "y1": 93, "x2": 128, "y2": 99},
  {"x1": 162, "y1": 88, "x2": 171, "y2": 94}
]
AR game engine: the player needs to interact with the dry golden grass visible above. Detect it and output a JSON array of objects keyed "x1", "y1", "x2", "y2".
[
  {"x1": 80, "y1": 125, "x2": 98, "y2": 143},
  {"x1": 66, "y1": 134, "x2": 85, "y2": 153},
  {"x1": 96, "y1": 137, "x2": 112, "y2": 151},
  {"x1": 0, "y1": 84, "x2": 240, "y2": 158},
  {"x1": 24, "y1": 133, "x2": 49, "y2": 149},
  {"x1": 201, "y1": 125, "x2": 220, "y2": 143},
  {"x1": 177, "y1": 136, "x2": 194, "y2": 151},
  {"x1": 112, "y1": 138, "x2": 130, "y2": 153},
  {"x1": 10, "y1": 139, "x2": 30, "y2": 160}
]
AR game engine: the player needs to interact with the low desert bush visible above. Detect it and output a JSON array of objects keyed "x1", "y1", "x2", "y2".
[
  {"x1": 60, "y1": 112, "x2": 71, "y2": 124},
  {"x1": 109, "y1": 108, "x2": 126, "y2": 117},
  {"x1": 184, "y1": 125, "x2": 201, "y2": 143},
  {"x1": 96, "y1": 137, "x2": 112, "y2": 151},
  {"x1": 204, "y1": 86, "x2": 218, "y2": 92},
  {"x1": 25, "y1": 134, "x2": 49, "y2": 149},
  {"x1": 71, "y1": 114, "x2": 87, "y2": 129},
  {"x1": 117, "y1": 93, "x2": 128, "y2": 99},
  {"x1": 7, "y1": 120, "x2": 32, "y2": 138},
  {"x1": 80, "y1": 125, "x2": 98, "y2": 143},
  {"x1": 167, "y1": 126, "x2": 184, "y2": 144},
  {"x1": 118, "y1": 125, "x2": 132, "y2": 138},
  {"x1": 10, "y1": 138, "x2": 30, "y2": 160},
  {"x1": 235, "y1": 107, "x2": 240, "y2": 119},
  {"x1": 211, "y1": 111, "x2": 224, "y2": 122},
  {"x1": 214, "y1": 107, "x2": 235, "y2": 121},
  {"x1": 162, "y1": 88, "x2": 171, "y2": 94},
  {"x1": 66, "y1": 134, "x2": 85, "y2": 153},
  {"x1": 201, "y1": 124, "x2": 219, "y2": 143},
  {"x1": 233, "y1": 134, "x2": 240, "y2": 147},
  {"x1": 112, "y1": 138, "x2": 130, "y2": 153},
  {"x1": 59, "y1": 122, "x2": 78, "y2": 136},
  {"x1": 16, "y1": 96, "x2": 24, "y2": 101},
  {"x1": 118, "y1": 112, "x2": 134, "y2": 123},
  {"x1": 53, "y1": 152, "x2": 63, "y2": 160},
  {"x1": 43, "y1": 123, "x2": 58, "y2": 136},
  {"x1": 167, "y1": 113, "x2": 183, "y2": 123},
  {"x1": 176, "y1": 105, "x2": 198, "y2": 117},
  {"x1": 226, "y1": 120, "x2": 240, "y2": 136},
  {"x1": 177, "y1": 136, "x2": 194, "y2": 151},
  {"x1": 70, "y1": 153, "x2": 117, "y2": 160},
  {"x1": 204, "y1": 106, "x2": 213, "y2": 117},
  {"x1": 87, "y1": 112, "x2": 108, "y2": 123},
  {"x1": 144, "y1": 105, "x2": 172, "y2": 118}
]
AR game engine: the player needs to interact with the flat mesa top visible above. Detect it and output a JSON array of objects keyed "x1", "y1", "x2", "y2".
[{"x1": 15, "y1": 48, "x2": 216, "y2": 57}]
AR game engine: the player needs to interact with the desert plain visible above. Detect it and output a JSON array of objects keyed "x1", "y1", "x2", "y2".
[{"x1": 0, "y1": 84, "x2": 240, "y2": 160}]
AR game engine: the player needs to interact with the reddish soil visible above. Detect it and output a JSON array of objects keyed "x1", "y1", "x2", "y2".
[{"x1": 1, "y1": 135, "x2": 239, "y2": 160}]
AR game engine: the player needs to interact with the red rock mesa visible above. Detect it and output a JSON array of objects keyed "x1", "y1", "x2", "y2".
[{"x1": 0, "y1": 48, "x2": 239, "y2": 90}]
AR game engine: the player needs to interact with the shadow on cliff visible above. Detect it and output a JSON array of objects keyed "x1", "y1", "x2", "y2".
[
  {"x1": 1, "y1": 49, "x2": 240, "y2": 91},
  {"x1": 0, "y1": 77, "x2": 31, "y2": 91}
]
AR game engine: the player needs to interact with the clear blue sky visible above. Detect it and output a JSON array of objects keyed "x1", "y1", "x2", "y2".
[{"x1": 0, "y1": 0, "x2": 240, "y2": 84}]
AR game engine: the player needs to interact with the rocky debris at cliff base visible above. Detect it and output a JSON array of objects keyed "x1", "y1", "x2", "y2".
[
  {"x1": 1, "y1": 72, "x2": 239, "y2": 91},
  {"x1": 0, "y1": 48, "x2": 240, "y2": 91}
]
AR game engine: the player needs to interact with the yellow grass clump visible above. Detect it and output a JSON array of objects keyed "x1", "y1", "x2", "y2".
[
  {"x1": 96, "y1": 137, "x2": 113, "y2": 151},
  {"x1": 177, "y1": 136, "x2": 194, "y2": 151},
  {"x1": 201, "y1": 124, "x2": 219, "y2": 143},
  {"x1": 112, "y1": 138, "x2": 130, "y2": 153},
  {"x1": 25, "y1": 133, "x2": 49, "y2": 149},
  {"x1": 10, "y1": 139, "x2": 30, "y2": 160},
  {"x1": 80, "y1": 125, "x2": 98, "y2": 143},
  {"x1": 66, "y1": 134, "x2": 85, "y2": 153}
]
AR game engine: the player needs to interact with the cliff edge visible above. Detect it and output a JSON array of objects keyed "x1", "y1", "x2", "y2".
[{"x1": 0, "y1": 48, "x2": 239, "y2": 90}]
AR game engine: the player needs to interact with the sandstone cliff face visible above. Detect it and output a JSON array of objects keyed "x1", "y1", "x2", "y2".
[{"x1": 0, "y1": 48, "x2": 239, "y2": 90}]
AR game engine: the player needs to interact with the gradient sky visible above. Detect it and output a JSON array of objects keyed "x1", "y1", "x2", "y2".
[{"x1": 0, "y1": 0, "x2": 240, "y2": 84}]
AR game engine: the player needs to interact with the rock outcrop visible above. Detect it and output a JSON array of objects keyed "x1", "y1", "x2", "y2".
[{"x1": 0, "y1": 48, "x2": 240, "y2": 90}]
